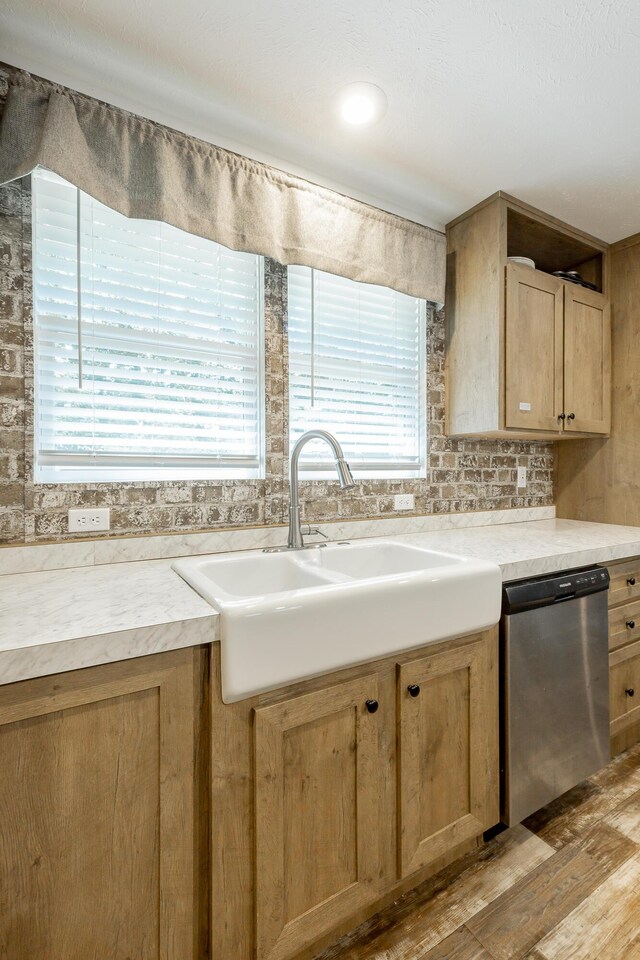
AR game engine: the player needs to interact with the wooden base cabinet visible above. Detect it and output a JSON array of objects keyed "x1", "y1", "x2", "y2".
[
  {"x1": 254, "y1": 675, "x2": 383, "y2": 960},
  {"x1": 607, "y1": 558, "x2": 640, "y2": 757},
  {"x1": 212, "y1": 628, "x2": 499, "y2": 960},
  {"x1": 0, "y1": 649, "x2": 204, "y2": 960},
  {"x1": 610, "y1": 642, "x2": 640, "y2": 737},
  {"x1": 0, "y1": 633, "x2": 498, "y2": 960},
  {"x1": 398, "y1": 636, "x2": 498, "y2": 878}
]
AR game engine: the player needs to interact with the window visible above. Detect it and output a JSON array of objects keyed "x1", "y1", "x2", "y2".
[
  {"x1": 32, "y1": 169, "x2": 264, "y2": 482},
  {"x1": 287, "y1": 266, "x2": 426, "y2": 478}
]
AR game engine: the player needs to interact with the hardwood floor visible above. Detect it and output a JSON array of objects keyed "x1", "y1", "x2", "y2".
[{"x1": 315, "y1": 744, "x2": 640, "y2": 960}]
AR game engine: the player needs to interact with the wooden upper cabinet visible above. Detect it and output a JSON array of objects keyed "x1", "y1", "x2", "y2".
[
  {"x1": 563, "y1": 285, "x2": 611, "y2": 434},
  {"x1": 253, "y1": 675, "x2": 383, "y2": 960},
  {"x1": 505, "y1": 264, "x2": 564, "y2": 432},
  {"x1": 397, "y1": 631, "x2": 499, "y2": 879},
  {"x1": 446, "y1": 191, "x2": 610, "y2": 440}
]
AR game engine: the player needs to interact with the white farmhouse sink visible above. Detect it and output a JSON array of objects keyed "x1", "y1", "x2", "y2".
[{"x1": 173, "y1": 540, "x2": 501, "y2": 702}]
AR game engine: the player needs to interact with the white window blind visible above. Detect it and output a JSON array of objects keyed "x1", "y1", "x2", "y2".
[
  {"x1": 32, "y1": 168, "x2": 264, "y2": 482},
  {"x1": 288, "y1": 266, "x2": 426, "y2": 477}
]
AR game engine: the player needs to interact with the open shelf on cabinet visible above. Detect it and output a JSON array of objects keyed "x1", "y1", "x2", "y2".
[{"x1": 507, "y1": 207, "x2": 604, "y2": 292}]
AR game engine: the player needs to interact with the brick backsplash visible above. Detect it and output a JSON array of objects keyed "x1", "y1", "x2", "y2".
[{"x1": 0, "y1": 70, "x2": 554, "y2": 544}]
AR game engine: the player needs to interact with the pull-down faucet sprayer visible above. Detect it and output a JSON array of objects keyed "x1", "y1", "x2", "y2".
[{"x1": 286, "y1": 430, "x2": 355, "y2": 549}]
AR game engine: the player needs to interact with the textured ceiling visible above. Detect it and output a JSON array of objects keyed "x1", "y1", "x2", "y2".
[{"x1": 1, "y1": 0, "x2": 640, "y2": 240}]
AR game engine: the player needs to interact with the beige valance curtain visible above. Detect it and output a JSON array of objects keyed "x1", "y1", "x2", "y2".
[{"x1": 0, "y1": 71, "x2": 446, "y2": 303}]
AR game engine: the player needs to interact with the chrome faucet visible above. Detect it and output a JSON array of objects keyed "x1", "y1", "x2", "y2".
[{"x1": 286, "y1": 430, "x2": 355, "y2": 549}]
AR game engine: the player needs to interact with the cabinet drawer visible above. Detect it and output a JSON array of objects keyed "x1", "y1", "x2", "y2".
[
  {"x1": 609, "y1": 599, "x2": 640, "y2": 651},
  {"x1": 606, "y1": 558, "x2": 640, "y2": 608},
  {"x1": 610, "y1": 640, "x2": 640, "y2": 735}
]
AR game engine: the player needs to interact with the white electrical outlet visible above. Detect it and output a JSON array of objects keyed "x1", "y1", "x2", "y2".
[
  {"x1": 394, "y1": 494, "x2": 415, "y2": 511},
  {"x1": 517, "y1": 467, "x2": 527, "y2": 489},
  {"x1": 68, "y1": 507, "x2": 111, "y2": 532}
]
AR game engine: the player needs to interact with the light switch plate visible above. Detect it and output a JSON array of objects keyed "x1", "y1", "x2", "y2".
[
  {"x1": 68, "y1": 507, "x2": 111, "y2": 532},
  {"x1": 516, "y1": 467, "x2": 527, "y2": 489}
]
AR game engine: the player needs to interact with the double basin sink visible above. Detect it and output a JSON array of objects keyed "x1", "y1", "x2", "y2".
[{"x1": 174, "y1": 540, "x2": 501, "y2": 702}]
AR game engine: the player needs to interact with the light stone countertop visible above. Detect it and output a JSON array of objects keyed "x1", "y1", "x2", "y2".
[
  {"x1": 1, "y1": 517, "x2": 640, "y2": 687},
  {"x1": 390, "y1": 517, "x2": 640, "y2": 582},
  {"x1": 0, "y1": 559, "x2": 217, "y2": 686}
]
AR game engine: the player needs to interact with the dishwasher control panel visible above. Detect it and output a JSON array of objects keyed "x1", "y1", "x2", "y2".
[{"x1": 503, "y1": 566, "x2": 609, "y2": 615}]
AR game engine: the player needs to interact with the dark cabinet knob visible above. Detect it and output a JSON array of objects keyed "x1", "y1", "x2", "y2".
[
  {"x1": 558, "y1": 413, "x2": 566, "y2": 421},
  {"x1": 626, "y1": 621, "x2": 636, "y2": 630},
  {"x1": 567, "y1": 413, "x2": 576, "y2": 420},
  {"x1": 627, "y1": 577, "x2": 636, "y2": 586},
  {"x1": 365, "y1": 699, "x2": 379, "y2": 714},
  {"x1": 407, "y1": 684, "x2": 421, "y2": 698},
  {"x1": 626, "y1": 688, "x2": 635, "y2": 698}
]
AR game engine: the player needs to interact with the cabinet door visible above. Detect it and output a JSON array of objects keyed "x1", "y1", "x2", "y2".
[
  {"x1": 505, "y1": 264, "x2": 564, "y2": 432},
  {"x1": 563, "y1": 285, "x2": 611, "y2": 434},
  {"x1": 0, "y1": 649, "x2": 200, "y2": 960},
  {"x1": 397, "y1": 632, "x2": 498, "y2": 878},
  {"x1": 254, "y1": 675, "x2": 382, "y2": 960}
]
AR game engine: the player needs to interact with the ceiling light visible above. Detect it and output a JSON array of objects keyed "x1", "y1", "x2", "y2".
[{"x1": 337, "y1": 82, "x2": 387, "y2": 128}]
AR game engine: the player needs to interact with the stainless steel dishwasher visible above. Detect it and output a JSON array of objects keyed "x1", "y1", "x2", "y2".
[{"x1": 501, "y1": 565, "x2": 610, "y2": 826}]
